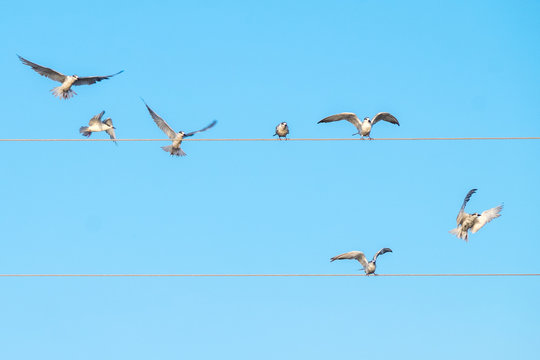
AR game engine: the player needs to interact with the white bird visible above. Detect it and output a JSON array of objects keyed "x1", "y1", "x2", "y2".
[
  {"x1": 18, "y1": 55, "x2": 123, "y2": 99},
  {"x1": 143, "y1": 101, "x2": 217, "y2": 157},
  {"x1": 330, "y1": 248, "x2": 392, "y2": 275},
  {"x1": 318, "y1": 112, "x2": 399, "y2": 139},
  {"x1": 449, "y1": 189, "x2": 503, "y2": 242},
  {"x1": 274, "y1": 122, "x2": 289, "y2": 140},
  {"x1": 79, "y1": 111, "x2": 117, "y2": 144}
]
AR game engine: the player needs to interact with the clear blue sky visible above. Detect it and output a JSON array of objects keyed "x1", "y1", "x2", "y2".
[{"x1": 0, "y1": 0, "x2": 539, "y2": 359}]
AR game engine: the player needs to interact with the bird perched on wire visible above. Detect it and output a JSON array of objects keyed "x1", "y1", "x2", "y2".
[
  {"x1": 318, "y1": 112, "x2": 399, "y2": 139},
  {"x1": 18, "y1": 55, "x2": 123, "y2": 99},
  {"x1": 330, "y1": 248, "x2": 392, "y2": 275},
  {"x1": 274, "y1": 122, "x2": 289, "y2": 140},
  {"x1": 450, "y1": 189, "x2": 503, "y2": 242},
  {"x1": 143, "y1": 101, "x2": 217, "y2": 157},
  {"x1": 79, "y1": 111, "x2": 117, "y2": 144}
]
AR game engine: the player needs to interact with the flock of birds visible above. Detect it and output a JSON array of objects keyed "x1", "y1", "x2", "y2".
[{"x1": 16, "y1": 55, "x2": 504, "y2": 274}]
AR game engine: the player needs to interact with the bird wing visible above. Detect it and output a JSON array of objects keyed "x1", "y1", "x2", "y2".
[
  {"x1": 317, "y1": 112, "x2": 361, "y2": 129},
  {"x1": 471, "y1": 205, "x2": 503, "y2": 233},
  {"x1": 371, "y1": 112, "x2": 400, "y2": 126},
  {"x1": 330, "y1": 251, "x2": 368, "y2": 269},
  {"x1": 457, "y1": 188, "x2": 477, "y2": 224},
  {"x1": 88, "y1": 111, "x2": 105, "y2": 126},
  {"x1": 74, "y1": 71, "x2": 124, "y2": 86},
  {"x1": 372, "y1": 248, "x2": 392, "y2": 261},
  {"x1": 18, "y1": 55, "x2": 66, "y2": 83},
  {"x1": 105, "y1": 128, "x2": 117, "y2": 143},
  {"x1": 103, "y1": 118, "x2": 117, "y2": 143},
  {"x1": 184, "y1": 120, "x2": 217, "y2": 137},
  {"x1": 143, "y1": 102, "x2": 177, "y2": 140}
]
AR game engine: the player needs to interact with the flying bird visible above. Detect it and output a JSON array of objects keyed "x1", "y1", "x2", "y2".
[
  {"x1": 330, "y1": 248, "x2": 392, "y2": 275},
  {"x1": 79, "y1": 111, "x2": 117, "y2": 144},
  {"x1": 318, "y1": 112, "x2": 399, "y2": 139},
  {"x1": 143, "y1": 101, "x2": 217, "y2": 157},
  {"x1": 449, "y1": 189, "x2": 503, "y2": 242},
  {"x1": 18, "y1": 55, "x2": 123, "y2": 99},
  {"x1": 274, "y1": 122, "x2": 289, "y2": 140}
]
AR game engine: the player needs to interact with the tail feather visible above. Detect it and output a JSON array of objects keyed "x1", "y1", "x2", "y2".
[
  {"x1": 51, "y1": 86, "x2": 76, "y2": 99},
  {"x1": 161, "y1": 145, "x2": 186, "y2": 157},
  {"x1": 79, "y1": 126, "x2": 92, "y2": 137},
  {"x1": 449, "y1": 227, "x2": 469, "y2": 242}
]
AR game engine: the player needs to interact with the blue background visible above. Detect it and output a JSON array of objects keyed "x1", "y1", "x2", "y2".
[{"x1": 0, "y1": 1, "x2": 539, "y2": 359}]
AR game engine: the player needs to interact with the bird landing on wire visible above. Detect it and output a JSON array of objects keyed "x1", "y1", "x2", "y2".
[
  {"x1": 318, "y1": 112, "x2": 399, "y2": 139},
  {"x1": 331, "y1": 248, "x2": 392, "y2": 275}
]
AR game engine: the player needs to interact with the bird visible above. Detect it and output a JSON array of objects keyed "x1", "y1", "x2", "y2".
[
  {"x1": 449, "y1": 189, "x2": 503, "y2": 242},
  {"x1": 274, "y1": 122, "x2": 289, "y2": 140},
  {"x1": 79, "y1": 111, "x2": 117, "y2": 144},
  {"x1": 330, "y1": 248, "x2": 392, "y2": 275},
  {"x1": 18, "y1": 55, "x2": 123, "y2": 99},
  {"x1": 143, "y1": 101, "x2": 217, "y2": 157},
  {"x1": 317, "y1": 112, "x2": 399, "y2": 139}
]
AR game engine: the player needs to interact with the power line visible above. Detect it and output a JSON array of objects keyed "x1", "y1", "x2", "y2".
[
  {"x1": 0, "y1": 137, "x2": 539, "y2": 142},
  {"x1": 1, "y1": 137, "x2": 540, "y2": 142},
  {"x1": 0, "y1": 273, "x2": 538, "y2": 277}
]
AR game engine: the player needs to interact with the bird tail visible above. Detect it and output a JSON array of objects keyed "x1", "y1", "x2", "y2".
[
  {"x1": 79, "y1": 127, "x2": 92, "y2": 137},
  {"x1": 449, "y1": 227, "x2": 468, "y2": 242},
  {"x1": 161, "y1": 145, "x2": 186, "y2": 157},
  {"x1": 51, "y1": 86, "x2": 76, "y2": 99}
]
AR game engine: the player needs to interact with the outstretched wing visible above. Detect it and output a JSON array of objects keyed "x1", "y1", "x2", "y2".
[
  {"x1": 143, "y1": 101, "x2": 177, "y2": 140},
  {"x1": 330, "y1": 251, "x2": 368, "y2": 269},
  {"x1": 89, "y1": 111, "x2": 105, "y2": 126},
  {"x1": 471, "y1": 205, "x2": 503, "y2": 233},
  {"x1": 372, "y1": 248, "x2": 392, "y2": 262},
  {"x1": 317, "y1": 112, "x2": 361, "y2": 129},
  {"x1": 371, "y1": 112, "x2": 399, "y2": 126},
  {"x1": 457, "y1": 189, "x2": 477, "y2": 224},
  {"x1": 18, "y1": 55, "x2": 66, "y2": 83},
  {"x1": 74, "y1": 71, "x2": 124, "y2": 86},
  {"x1": 184, "y1": 120, "x2": 217, "y2": 137}
]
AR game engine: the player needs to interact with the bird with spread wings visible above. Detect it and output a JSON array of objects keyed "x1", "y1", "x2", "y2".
[
  {"x1": 449, "y1": 189, "x2": 503, "y2": 242},
  {"x1": 143, "y1": 101, "x2": 217, "y2": 157},
  {"x1": 331, "y1": 248, "x2": 393, "y2": 275},
  {"x1": 18, "y1": 55, "x2": 123, "y2": 99},
  {"x1": 318, "y1": 112, "x2": 399, "y2": 139}
]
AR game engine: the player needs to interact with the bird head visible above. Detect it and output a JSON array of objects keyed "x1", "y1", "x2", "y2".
[
  {"x1": 472, "y1": 213, "x2": 480, "y2": 217},
  {"x1": 179, "y1": 131, "x2": 185, "y2": 136},
  {"x1": 72, "y1": 75, "x2": 79, "y2": 80},
  {"x1": 364, "y1": 117, "x2": 371, "y2": 122},
  {"x1": 282, "y1": 122, "x2": 287, "y2": 126}
]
